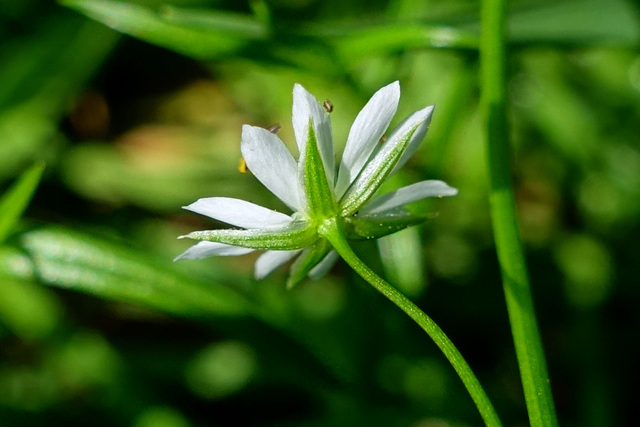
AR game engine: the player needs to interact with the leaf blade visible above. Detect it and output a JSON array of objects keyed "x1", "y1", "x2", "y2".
[
  {"x1": 61, "y1": 0, "x2": 258, "y2": 59},
  {"x1": 0, "y1": 163, "x2": 45, "y2": 244},
  {"x1": 15, "y1": 226, "x2": 254, "y2": 319}
]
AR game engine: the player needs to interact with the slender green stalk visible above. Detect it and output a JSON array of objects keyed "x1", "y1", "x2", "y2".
[
  {"x1": 320, "y1": 218, "x2": 502, "y2": 427},
  {"x1": 479, "y1": 0, "x2": 558, "y2": 425}
]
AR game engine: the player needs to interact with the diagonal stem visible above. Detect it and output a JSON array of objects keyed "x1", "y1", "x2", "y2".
[
  {"x1": 480, "y1": 0, "x2": 559, "y2": 425},
  {"x1": 320, "y1": 218, "x2": 503, "y2": 427}
]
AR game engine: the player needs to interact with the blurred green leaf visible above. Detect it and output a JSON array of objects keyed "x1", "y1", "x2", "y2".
[
  {"x1": 8, "y1": 226, "x2": 254, "y2": 319},
  {"x1": 61, "y1": 0, "x2": 263, "y2": 59},
  {"x1": 160, "y1": 5, "x2": 268, "y2": 39},
  {"x1": 0, "y1": 15, "x2": 118, "y2": 178},
  {"x1": 377, "y1": 227, "x2": 426, "y2": 298},
  {"x1": 330, "y1": 24, "x2": 478, "y2": 61},
  {"x1": 134, "y1": 406, "x2": 190, "y2": 427},
  {"x1": 0, "y1": 278, "x2": 62, "y2": 340},
  {"x1": 508, "y1": 0, "x2": 640, "y2": 46},
  {"x1": 61, "y1": 0, "x2": 640, "y2": 76},
  {"x1": 185, "y1": 340, "x2": 257, "y2": 399},
  {"x1": 0, "y1": 162, "x2": 45, "y2": 244}
]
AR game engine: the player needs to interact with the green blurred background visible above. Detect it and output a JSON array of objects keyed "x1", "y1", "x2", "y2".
[{"x1": 1, "y1": 0, "x2": 639, "y2": 425}]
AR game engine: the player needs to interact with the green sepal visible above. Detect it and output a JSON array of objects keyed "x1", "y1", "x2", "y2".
[
  {"x1": 340, "y1": 122, "x2": 421, "y2": 217},
  {"x1": 301, "y1": 119, "x2": 337, "y2": 220},
  {"x1": 343, "y1": 211, "x2": 428, "y2": 241},
  {"x1": 286, "y1": 238, "x2": 332, "y2": 289},
  {"x1": 182, "y1": 221, "x2": 317, "y2": 250}
]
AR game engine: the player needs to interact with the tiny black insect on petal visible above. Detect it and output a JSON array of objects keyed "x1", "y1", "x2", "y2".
[{"x1": 267, "y1": 123, "x2": 281, "y2": 133}]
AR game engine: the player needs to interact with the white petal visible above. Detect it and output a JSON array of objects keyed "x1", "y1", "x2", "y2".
[
  {"x1": 184, "y1": 197, "x2": 293, "y2": 229},
  {"x1": 254, "y1": 250, "x2": 300, "y2": 279},
  {"x1": 292, "y1": 84, "x2": 335, "y2": 186},
  {"x1": 308, "y1": 250, "x2": 339, "y2": 279},
  {"x1": 174, "y1": 241, "x2": 254, "y2": 261},
  {"x1": 241, "y1": 125, "x2": 301, "y2": 210},
  {"x1": 335, "y1": 81, "x2": 400, "y2": 197},
  {"x1": 361, "y1": 180, "x2": 458, "y2": 214},
  {"x1": 391, "y1": 105, "x2": 435, "y2": 174}
]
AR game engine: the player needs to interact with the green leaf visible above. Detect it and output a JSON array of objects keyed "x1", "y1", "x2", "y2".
[
  {"x1": 12, "y1": 227, "x2": 254, "y2": 319},
  {"x1": 61, "y1": 0, "x2": 263, "y2": 59},
  {"x1": 331, "y1": 24, "x2": 479, "y2": 62},
  {"x1": 183, "y1": 221, "x2": 317, "y2": 251},
  {"x1": 160, "y1": 5, "x2": 268, "y2": 39},
  {"x1": 0, "y1": 278, "x2": 62, "y2": 341},
  {"x1": 0, "y1": 163, "x2": 45, "y2": 244},
  {"x1": 507, "y1": 0, "x2": 640, "y2": 46},
  {"x1": 0, "y1": 15, "x2": 118, "y2": 178},
  {"x1": 377, "y1": 227, "x2": 426, "y2": 298}
]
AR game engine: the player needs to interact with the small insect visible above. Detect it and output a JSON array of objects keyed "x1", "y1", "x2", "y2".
[
  {"x1": 322, "y1": 99, "x2": 333, "y2": 113},
  {"x1": 267, "y1": 123, "x2": 281, "y2": 133},
  {"x1": 380, "y1": 135, "x2": 387, "y2": 142}
]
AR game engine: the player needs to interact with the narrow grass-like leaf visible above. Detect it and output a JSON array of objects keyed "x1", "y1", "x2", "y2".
[
  {"x1": 0, "y1": 163, "x2": 45, "y2": 244},
  {"x1": 160, "y1": 5, "x2": 268, "y2": 38},
  {"x1": 331, "y1": 24, "x2": 479, "y2": 61},
  {"x1": 1, "y1": 230, "x2": 353, "y2": 387},
  {"x1": 15, "y1": 227, "x2": 254, "y2": 319},
  {"x1": 507, "y1": 0, "x2": 640, "y2": 46},
  {"x1": 61, "y1": 0, "x2": 258, "y2": 59}
]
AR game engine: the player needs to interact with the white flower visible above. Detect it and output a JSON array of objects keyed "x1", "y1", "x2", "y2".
[{"x1": 176, "y1": 81, "x2": 457, "y2": 287}]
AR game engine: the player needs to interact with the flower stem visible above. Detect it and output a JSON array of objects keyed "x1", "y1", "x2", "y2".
[
  {"x1": 320, "y1": 218, "x2": 502, "y2": 427},
  {"x1": 480, "y1": 0, "x2": 559, "y2": 425}
]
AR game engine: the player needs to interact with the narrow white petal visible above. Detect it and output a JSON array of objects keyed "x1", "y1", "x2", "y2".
[
  {"x1": 184, "y1": 197, "x2": 293, "y2": 229},
  {"x1": 361, "y1": 180, "x2": 458, "y2": 214},
  {"x1": 292, "y1": 84, "x2": 335, "y2": 186},
  {"x1": 308, "y1": 250, "x2": 339, "y2": 279},
  {"x1": 335, "y1": 81, "x2": 400, "y2": 197},
  {"x1": 174, "y1": 241, "x2": 254, "y2": 261},
  {"x1": 241, "y1": 125, "x2": 301, "y2": 210},
  {"x1": 254, "y1": 250, "x2": 300, "y2": 279},
  {"x1": 391, "y1": 105, "x2": 435, "y2": 174}
]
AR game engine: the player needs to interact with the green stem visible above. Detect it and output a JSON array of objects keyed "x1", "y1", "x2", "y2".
[
  {"x1": 479, "y1": 0, "x2": 558, "y2": 426},
  {"x1": 320, "y1": 218, "x2": 502, "y2": 427}
]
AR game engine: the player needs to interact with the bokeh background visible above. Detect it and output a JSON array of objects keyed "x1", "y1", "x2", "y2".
[{"x1": 1, "y1": 0, "x2": 639, "y2": 425}]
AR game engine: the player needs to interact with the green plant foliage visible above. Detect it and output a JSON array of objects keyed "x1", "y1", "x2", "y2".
[
  {"x1": 8, "y1": 226, "x2": 253, "y2": 319},
  {"x1": 0, "y1": 163, "x2": 45, "y2": 244},
  {"x1": 1, "y1": 0, "x2": 640, "y2": 425}
]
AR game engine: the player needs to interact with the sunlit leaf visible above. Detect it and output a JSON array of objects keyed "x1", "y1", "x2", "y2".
[
  {"x1": 61, "y1": 0, "x2": 263, "y2": 59},
  {"x1": 11, "y1": 227, "x2": 254, "y2": 319}
]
